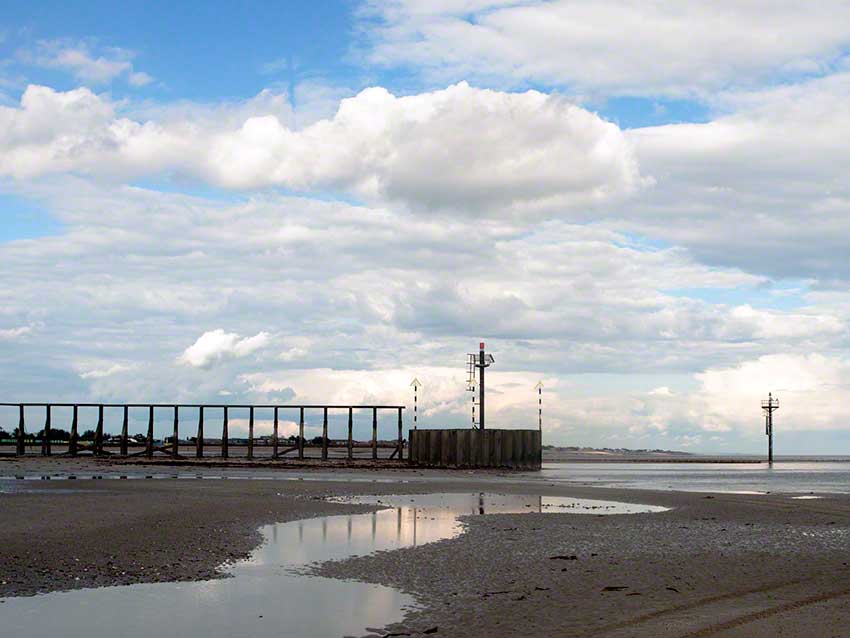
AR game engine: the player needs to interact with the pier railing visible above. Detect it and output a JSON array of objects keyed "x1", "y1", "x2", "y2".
[{"x1": 0, "y1": 403, "x2": 406, "y2": 462}]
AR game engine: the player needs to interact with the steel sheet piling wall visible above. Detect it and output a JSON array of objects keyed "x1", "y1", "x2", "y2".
[{"x1": 408, "y1": 428, "x2": 541, "y2": 470}]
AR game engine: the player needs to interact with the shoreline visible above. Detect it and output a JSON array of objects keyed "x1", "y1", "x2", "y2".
[
  {"x1": 7, "y1": 451, "x2": 850, "y2": 466},
  {"x1": 3, "y1": 458, "x2": 850, "y2": 636}
]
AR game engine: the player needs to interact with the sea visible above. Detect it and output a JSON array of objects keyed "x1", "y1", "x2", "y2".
[{"x1": 534, "y1": 459, "x2": 850, "y2": 494}]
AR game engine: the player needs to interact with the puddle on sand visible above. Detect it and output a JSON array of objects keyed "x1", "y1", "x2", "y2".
[
  {"x1": 334, "y1": 492, "x2": 670, "y2": 516},
  {"x1": 0, "y1": 514, "x2": 416, "y2": 638},
  {"x1": 0, "y1": 492, "x2": 666, "y2": 638}
]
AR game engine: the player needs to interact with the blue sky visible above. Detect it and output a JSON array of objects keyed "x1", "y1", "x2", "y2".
[
  {"x1": 1, "y1": 2, "x2": 849, "y2": 453},
  {"x1": 2, "y1": 1, "x2": 356, "y2": 98}
]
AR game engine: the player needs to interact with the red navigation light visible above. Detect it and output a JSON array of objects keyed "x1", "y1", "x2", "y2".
[{"x1": 479, "y1": 341, "x2": 485, "y2": 350}]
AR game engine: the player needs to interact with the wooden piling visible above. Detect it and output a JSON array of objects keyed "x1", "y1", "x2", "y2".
[
  {"x1": 221, "y1": 406, "x2": 229, "y2": 458},
  {"x1": 69, "y1": 404, "x2": 78, "y2": 456},
  {"x1": 372, "y1": 407, "x2": 378, "y2": 460},
  {"x1": 120, "y1": 405, "x2": 129, "y2": 456},
  {"x1": 95, "y1": 404, "x2": 104, "y2": 455},
  {"x1": 42, "y1": 405, "x2": 51, "y2": 456},
  {"x1": 2, "y1": 401, "x2": 407, "y2": 463},
  {"x1": 16, "y1": 404, "x2": 25, "y2": 456},
  {"x1": 247, "y1": 406, "x2": 254, "y2": 460},
  {"x1": 272, "y1": 406, "x2": 279, "y2": 459},
  {"x1": 196, "y1": 407, "x2": 204, "y2": 458},
  {"x1": 322, "y1": 407, "x2": 328, "y2": 461},
  {"x1": 347, "y1": 407, "x2": 353, "y2": 460},
  {"x1": 298, "y1": 407, "x2": 304, "y2": 460},
  {"x1": 172, "y1": 405, "x2": 179, "y2": 458},
  {"x1": 146, "y1": 405, "x2": 154, "y2": 458},
  {"x1": 397, "y1": 407, "x2": 403, "y2": 461}
]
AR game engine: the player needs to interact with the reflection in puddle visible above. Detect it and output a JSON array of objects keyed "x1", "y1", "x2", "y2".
[
  {"x1": 334, "y1": 492, "x2": 670, "y2": 516},
  {"x1": 0, "y1": 513, "x2": 415, "y2": 638},
  {"x1": 0, "y1": 492, "x2": 666, "y2": 637}
]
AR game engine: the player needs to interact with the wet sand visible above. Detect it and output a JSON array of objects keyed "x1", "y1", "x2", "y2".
[{"x1": 2, "y1": 457, "x2": 850, "y2": 637}]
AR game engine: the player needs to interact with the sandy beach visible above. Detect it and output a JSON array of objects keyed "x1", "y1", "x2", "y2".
[{"x1": 2, "y1": 457, "x2": 850, "y2": 637}]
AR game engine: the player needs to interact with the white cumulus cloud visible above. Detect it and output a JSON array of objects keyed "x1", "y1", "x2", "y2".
[
  {"x1": 0, "y1": 82, "x2": 641, "y2": 216},
  {"x1": 178, "y1": 329, "x2": 271, "y2": 369}
]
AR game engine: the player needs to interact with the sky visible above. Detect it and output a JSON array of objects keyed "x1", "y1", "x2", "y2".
[{"x1": 1, "y1": 1, "x2": 850, "y2": 453}]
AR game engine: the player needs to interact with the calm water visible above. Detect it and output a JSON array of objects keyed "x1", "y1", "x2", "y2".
[
  {"x1": 0, "y1": 493, "x2": 664, "y2": 637},
  {"x1": 535, "y1": 462, "x2": 850, "y2": 494}
]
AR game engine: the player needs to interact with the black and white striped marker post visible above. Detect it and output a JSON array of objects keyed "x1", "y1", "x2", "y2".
[{"x1": 410, "y1": 378, "x2": 421, "y2": 430}]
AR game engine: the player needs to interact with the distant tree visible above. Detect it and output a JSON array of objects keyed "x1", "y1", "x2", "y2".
[
  {"x1": 35, "y1": 428, "x2": 71, "y2": 441},
  {"x1": 311, "y1": 436, "x2": 324, "y2": 444},
  {"x1": 0, "y1": 428, "x2": 11, "y2": 441},
  {"x1": 80, "y1": 429, "x2": 96, "y2": 441}
]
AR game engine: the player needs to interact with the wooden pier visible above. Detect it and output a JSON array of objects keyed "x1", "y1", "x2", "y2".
[{"x1": 1, "y1": 403, "x2": 406, "y2": 462}]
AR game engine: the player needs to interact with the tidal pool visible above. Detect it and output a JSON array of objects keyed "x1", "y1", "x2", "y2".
[
  {"x1": 0, "y1": 492, "x2": 666, "y2": 637},
  {"x1": 333, "y1": 492, "x2": 669, "y2": 516}
]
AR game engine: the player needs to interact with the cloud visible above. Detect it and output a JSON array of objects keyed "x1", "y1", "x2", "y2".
[
  {"x1": 0, "y1": 325, "x2": 32, "y2": 339},
  {"x1": 621, "y1": 72, "x2": 850, "y2": 280},
  {"x1": 360, "y1": 1, "x2": 850, "y2": 95},
  {"x1": 694, "y1": 353, "x2": 850, "y2": 432},
  {"x1": 178, "y1": 329, "x2": 271, "y2": 368},
  {"x1": 0, "y1": 181, "x2": 835, "y2": 381},
  {"x1": 128, "y1": 71, "x2": 154, "y2": 87},
  {"x1": 0, "y1": 82, "x2": 641, "y2": 216},
  {"x1": 5, "y1": 72, "x2": 850, "y2": 285},
  {"x1": 1, "y1": 67, "x2": 848, "y2": 452},
  {"x1": 78, "y1": 362, "x2": 136, "y2": 379},
  {"x1": 241, "y1": 365, "x2": 552, "y2": 425},
  {"x1": 28, "y1": 40, "x2": 153, "y2": 87},
  {"x1": 0, "y1": 178, "x2": 847, "y2": 451}
]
